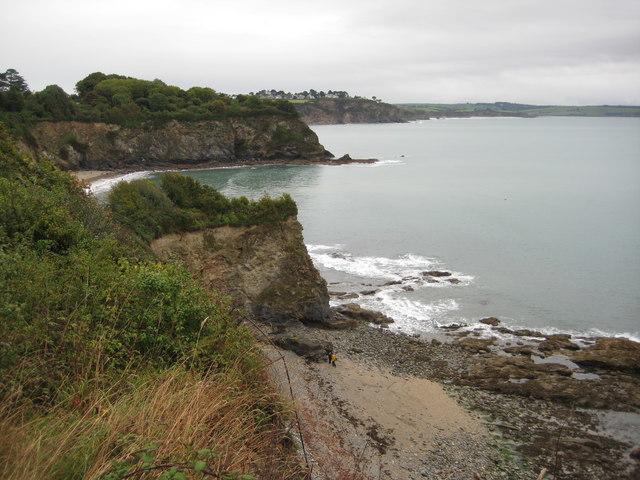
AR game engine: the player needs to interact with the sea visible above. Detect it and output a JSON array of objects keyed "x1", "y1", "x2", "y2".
[{"x1": 90, "y1": 117, "x2": 640, "y2": 341}]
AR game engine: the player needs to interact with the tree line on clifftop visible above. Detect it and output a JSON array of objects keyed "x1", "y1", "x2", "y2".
[{"x1": 0, "y1": 68, "x2": 299, "y2": 134}]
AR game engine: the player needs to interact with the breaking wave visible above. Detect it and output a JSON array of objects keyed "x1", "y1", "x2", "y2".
[{"x1": 307, "y1": 244, "x2": 474, "y2": 333}]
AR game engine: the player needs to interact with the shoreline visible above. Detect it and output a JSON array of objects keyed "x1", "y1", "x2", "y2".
[
  {"x1": 266, "y1": 321, "x2": 640, "y2": 479},
  {"x1": 69, "y1": 156, "x2": 378, "y2": 184},
  {"x1": 77, "y1": 164, "x2": 638, "y2": 344},
  {"x1": 78, "y1": 162, "x2": 639, "y2": 478},
  {"x1": 262, "y1": 339, "x2": 502, "y2": 480}
]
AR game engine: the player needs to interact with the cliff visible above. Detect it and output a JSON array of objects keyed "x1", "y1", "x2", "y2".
[
  {"x1": 150, "y1": 216, "x2": 332, "y2": 326},
  {"x1": 24, "y1": 116, "x2": 332, "y2": 171},
  {"x1": 294, "y1": 98, "x2": 420, "y2": 125}
]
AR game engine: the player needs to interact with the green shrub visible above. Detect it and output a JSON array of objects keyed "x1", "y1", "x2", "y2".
[
  {"x1": 0, "y1": 123, "x2": 305, "y2": 480},
  {"x1": 0, "y1": 124, "x2": 260, "y2": 407},
  {"x1": 108, "y1": 172, "x2": 298, "y2": 239},
  {"x1": 108, "y1": 179, "x2": 176, "y2": 241}
]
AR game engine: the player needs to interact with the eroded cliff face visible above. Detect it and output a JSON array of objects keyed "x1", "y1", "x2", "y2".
[
  {"x1": 25, "y1": 116, "x2": 331, "y2": 170},
  {"x1": 150, "y1": 217, "x2": 331, "y2": 326}
]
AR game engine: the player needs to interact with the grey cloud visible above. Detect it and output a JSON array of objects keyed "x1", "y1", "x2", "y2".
[{"x1": 1, "y1": 0, "x2": 639, "y2": 104}]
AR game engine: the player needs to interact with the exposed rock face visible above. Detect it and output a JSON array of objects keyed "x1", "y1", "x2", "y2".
[
  {"x1": 294, "y1": 98, "x2": 419, "y2": 125},
  {"x1": 25, "y1": 117, "x2": 331, "y2": 170},
  {"x1": 150, "y1": 217, "x2": 332, "y2": 326}
]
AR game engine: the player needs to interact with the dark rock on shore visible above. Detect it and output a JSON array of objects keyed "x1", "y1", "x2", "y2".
[
  {"x1": 454, "y1": 337, "x2": 496, "y2": 353},
  {"x1": 512, "y1": 329, "x2": 545, "y2": 337},
  {"x1": 538, "y1": 333, "x2": 580, "y2": 352},
  {"x1": 569, "y1": 336, "x2": 640, "y2": 373},
  {"x1": 422, "y1": 270, "x2": 452, "y2": 277},
  {"x1": 272, "y1": 335, "x2": 332, "y2": 361},
  {"x1": 331, "y1": 153, "x2": 377, "y2": 165},
  {"x1": 359, "y1": 289, "x2": 379, "y2": 296},
  {"x1": 439, "y1": 323, "x2": 468, "y2": 331},
  {"x1": 480, "y1": 317, "x2": 501, "y2": 326},
  {"x1": 333, "y1": 303, "x2": 394, "y2": 326},
  {"x1": 504, "y1": 346, "x2": 536, "y2": 356}
]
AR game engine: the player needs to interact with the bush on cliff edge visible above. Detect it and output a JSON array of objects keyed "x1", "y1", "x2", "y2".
[{"x1": 108, "y1": 172, "x2": 298, "y2": 241}]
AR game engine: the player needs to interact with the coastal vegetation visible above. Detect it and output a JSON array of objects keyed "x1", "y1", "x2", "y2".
[
  {"x1": 109, "y1": 172, "x2": 298, "y2": 241},
  {"x1": 0, "y1": 123, "x2": 306, "y2": 479},
  {"x1": 0, "y1": 69, "x2": 299, "y2": 133},
  {"x1": 252, "y1": 89, "x2": 354, "y2": 101}
]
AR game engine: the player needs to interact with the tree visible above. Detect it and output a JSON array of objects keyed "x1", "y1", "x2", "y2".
[
  {"x1": 33, "y1": 85, "x2": 77, "y2": 120},
  {"x1": 75, "y1": 72, "x2": 107, "y2": 99},
  {"x1": 0, "y1": 69, "x2": 29, "y2": 92}
]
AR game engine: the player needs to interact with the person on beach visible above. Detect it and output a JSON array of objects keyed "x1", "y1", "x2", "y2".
[{"x1": 330, "y1": 352, "x2": 337, "y2": 367}]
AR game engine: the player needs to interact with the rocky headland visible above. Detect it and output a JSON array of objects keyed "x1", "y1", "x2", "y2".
[
  {"x1": 149, "y1": 212, "x2": 640, "y2": 479},
  {"x1": 23, "y1": 117, "x2": 334, "y2": 171},
  {"x1": 150, "y1": 216, "x2": 332, "y2": 326},
  {"x1": 294, "y1": 98, "x2": 422, "y2": 125}
]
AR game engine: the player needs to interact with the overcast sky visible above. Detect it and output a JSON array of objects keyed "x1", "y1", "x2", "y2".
[{"x1": 2, "y1": 0, "x2": 639, "y2": 105}]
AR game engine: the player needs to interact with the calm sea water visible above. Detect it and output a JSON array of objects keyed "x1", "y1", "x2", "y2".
[{"x1": 94, "y1": 117, "x2": 640, "y2": 340}]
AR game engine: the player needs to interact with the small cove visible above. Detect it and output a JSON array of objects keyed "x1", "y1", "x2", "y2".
[{"x1": 92, "y1": 117, "x2": 640, "y2": 340}]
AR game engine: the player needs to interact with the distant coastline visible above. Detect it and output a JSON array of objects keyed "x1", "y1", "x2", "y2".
[{"x1": 396, "y1": 102, "x2": 640, "y2": 118}]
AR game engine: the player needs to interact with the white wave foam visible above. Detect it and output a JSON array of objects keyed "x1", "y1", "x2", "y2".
[
  {"x1": 443, "y1": 320, "x2": 640, "y2": 344},
  {"x1": 584, "y1": 328, "x2": 640, "y2": 343},
  {"x1": 309, "y1": 249, "x2": 439, "y2": 281},
  {"x1": 311, "y1": 244, "x2": 473, "y2": 333},
  {"x1": 88, "y1": 171, "x2": 154, "y2": 197},
  {"x1": 307, "y1": 244, "x2": 345, "y2": 253},
  {"x1": 358, "y1": 291, "x2": 460, "y2": 334},
  {"x1": 312, "y1": 242, "x2": 636, "y2": 342},
  {"x1": 368, "y1": 159, "x2": 405, "y2": 167}
]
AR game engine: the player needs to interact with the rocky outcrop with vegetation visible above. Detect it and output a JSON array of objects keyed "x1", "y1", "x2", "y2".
[
  {"x1": 151, "y1": 217, "x2": 332, "y2": 327},
  {"x1": 294, "y1": 98, "x2": 420, "y2": 124},
  {"x1": 25, "y1": 116, "x2": 331, "y2": 170},
  {"x1": 1, "y1": 70, "x2": 333, "y2": 170}
]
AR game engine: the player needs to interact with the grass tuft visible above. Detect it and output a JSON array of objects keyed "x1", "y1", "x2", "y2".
[{"x1": 0, "y1": 365, "x2": 307, "y2": 479}]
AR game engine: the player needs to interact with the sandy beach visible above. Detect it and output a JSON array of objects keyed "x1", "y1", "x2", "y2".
[
  {"x1": 262, "y1": 342, "x2": 501, "y2": 480},
  {"x1": 258, "y1": 321, "x2": 640, "y2": 480},
  {"x1": 71, "y1": 170, "x2": 125, "y2": 183}
]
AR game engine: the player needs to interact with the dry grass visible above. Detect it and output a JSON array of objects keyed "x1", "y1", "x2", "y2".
[{"x1": 0, "y1": 365, "x2": 308, "y2": 479}]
